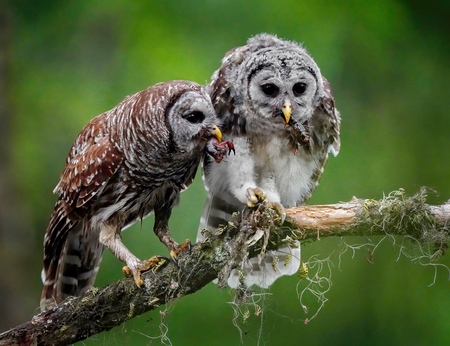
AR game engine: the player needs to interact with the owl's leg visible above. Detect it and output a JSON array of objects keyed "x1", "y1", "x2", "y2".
[
  {"x1": 257, "y1": 173, "x2": 286, "y2": 223},
  {"x1": 99, "y1": 223, "x2": 159, "y2": 286},
  {"x1": 153, "y1": 206, "x2": 191, "y2": 262}
]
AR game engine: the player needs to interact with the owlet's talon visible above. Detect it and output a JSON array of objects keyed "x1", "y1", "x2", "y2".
[
  {"x1": 246, "y1": 187, "x2": 286, "y2": 222},
  {"x1": 265, "y1": 201, "x2": 287, "y2": 224},
  {"x1": 246, "y1": 187, "x2": 267, "y2": 207}
]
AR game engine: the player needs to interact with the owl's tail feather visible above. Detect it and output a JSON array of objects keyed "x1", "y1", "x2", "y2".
[
  {"x1": 197, "y1": 191, "x2": 300, "y2": 288},
  {"x1": 40, "y1": 222, "x2": 103, "y2": 311},
  {"x1": 197, "y1": 191, "x2": 240, "y2": 236}
]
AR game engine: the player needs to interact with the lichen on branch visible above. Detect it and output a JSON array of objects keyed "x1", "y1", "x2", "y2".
[{"x1": 285, "y1": 188, "x2": 449, "y2": 259}]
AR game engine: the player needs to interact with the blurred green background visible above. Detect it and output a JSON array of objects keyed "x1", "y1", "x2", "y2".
[{"x1": 1, "y1": 0, "x2": 449, "y2": 345}]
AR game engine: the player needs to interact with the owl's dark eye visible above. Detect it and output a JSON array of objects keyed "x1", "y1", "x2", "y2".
[
  {"x1": 293, "y1": 82, "x2": 307, "y2": 96},
  {"x1": 183, "y1": 111, "x2": 205, "y2": 124},
  {"x1": 261, "y1": 83, "x2": 279, "y2": 97}
]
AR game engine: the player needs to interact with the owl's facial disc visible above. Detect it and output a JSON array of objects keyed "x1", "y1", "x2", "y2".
[
  {"x1": 167, "y1": 90, "x2": 220, "y2": 155},
  {"x1": 247, "y1": 57, "x2": 320, "y2": 127},
  {"x1": 285, "y1": 69, "x2": 319, "y2": 124},
  {"x1": 248, "y1": 69, "x2": 285, "y2": 125},
  {"x1": 181, "y1": 110, "x2": 221, "y2": 141}
]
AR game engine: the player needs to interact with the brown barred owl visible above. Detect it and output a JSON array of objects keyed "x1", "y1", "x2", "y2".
[
  {"x1": 41, "y1": 80, "x2": 231, "y2": 310},
  {"x1": 198, "y1": 34, "x2": 341, "y2": 288}
]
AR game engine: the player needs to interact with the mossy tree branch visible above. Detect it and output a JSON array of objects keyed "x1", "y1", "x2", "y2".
[{"x1": 0, "y1": 189, "x2": 448, "y2": 346}]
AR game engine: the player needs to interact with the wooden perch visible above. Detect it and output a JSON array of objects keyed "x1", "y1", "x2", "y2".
[{"x1": 1, "y1": 189, "x2": 449, "y2": 346}]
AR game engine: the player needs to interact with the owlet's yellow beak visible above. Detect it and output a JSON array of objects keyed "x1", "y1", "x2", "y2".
[
  {"x1": 281, "y1": 99, "x2": 292, "y2": 124},
  {"x1": 210, "y1": 125, "x2": 223, "y2": 143}
]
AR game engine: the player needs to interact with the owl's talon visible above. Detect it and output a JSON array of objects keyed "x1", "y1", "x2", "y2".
[
  {"x1": 169, "y1": 239, "x2": 191, "y2": 264},
  {"x1": 123, "y1": 256, "x2": 167, "y2": 287},
  {"x1": 246, "y1": 187, "x2": 267, "y2": 207},
  {"x1": 266, "y1": 201, "x2": 286, "y2": 224},
  {"x1": 122, "y1": 265, "x2": 133, "y2": 278},
  {"x1": 246, "y1": 188, "x2": 285, "y2": 222}
]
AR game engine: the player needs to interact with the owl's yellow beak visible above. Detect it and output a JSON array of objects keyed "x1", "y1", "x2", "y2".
[
  {"x1": 281, "y1": 99, "x2": 292, "y2": 124},
  {"x1": 210, "y1": 125, "x2": 223, "y2": 143}
]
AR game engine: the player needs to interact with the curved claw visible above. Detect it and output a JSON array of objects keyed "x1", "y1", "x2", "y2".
[
  {"x1": 246, "y1": 187, "x2": 286, "y2": 223},
  {"x1": 223, "y1": 141, "x2": 235, "y2": 155},
  {"x1": 246, "y1": 187, "x2": 267, "y2": 207},
  {"x1": 206, "y1": 139, "x2": 235, "y2": 164},
  {"x1": 169, "y1": 239, "x2": 191, "y2": 266},
  {"x1": 266, "y1": 201, "x2": 286, "y2": 224},
  {"x1": 122, "y1": 256, "x2": 167, "y2": 287}
]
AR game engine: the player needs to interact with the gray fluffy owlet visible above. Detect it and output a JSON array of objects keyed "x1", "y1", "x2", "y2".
[
  {"x1": 41, "y1": 80, "x2": 232, "y2": 311},
  {"x1": 197, "y1": 34, "x2": 341, "y2": 288}
]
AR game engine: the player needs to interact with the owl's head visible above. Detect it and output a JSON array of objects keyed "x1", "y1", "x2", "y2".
[
  {"x1": 113, "y1": 81, "x2": 222, "y2": 161},
  {"x1": 232, "y1": 34, "x2": 324, "y2": 129},
  {"x1": 164, "y1": 81, "x2": 222, "y2": 155}
]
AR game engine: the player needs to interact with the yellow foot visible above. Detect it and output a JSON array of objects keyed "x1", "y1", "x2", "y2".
[
  {"x1": 169, "y1": 239, "x2": 191, "y2": 264},
  {"x1": 122, "y1": 256, "x2": 167, "y2": 287}
]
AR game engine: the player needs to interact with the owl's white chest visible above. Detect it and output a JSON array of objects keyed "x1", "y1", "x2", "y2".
[
  {"x1": 251, "y1": 135, "x2": 317, "y2": 207},
  {"x1": 205, "y1": 133, "x2": 319, "y2": 208}
]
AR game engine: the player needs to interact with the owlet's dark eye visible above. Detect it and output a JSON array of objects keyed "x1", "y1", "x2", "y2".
[
  {"x1": 183, "y1": 111, "x2": 205, "y2": 124},
  {"x1": 261, "y1": 83, "x2": 279, "y2": 97},
  {"x1": 293, "y1": 82, "x2": 307, "y2": 96}
]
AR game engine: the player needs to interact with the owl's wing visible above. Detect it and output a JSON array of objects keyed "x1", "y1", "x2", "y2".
[
  {"x1": 207, "y1": 45, "x2": 250, "y2": 135},
  {"x1": 45, "y1": 114, "x2": 123, "y2": 254},
  {"x1": 55, "y1": 115, "x2": 124, "y2": 218},
  {"x1": 41, "y1": 115, "x2": 123, "y2": 309},
  {"x1": 313, "y1": 76, "x2": 341, "y2": 156},
  {"x1": 297, "y1": 76, "x2": 341, "y2": 205},
  {"x1": 198, "y1": 187, "x2": 241, "y2": 234}
]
